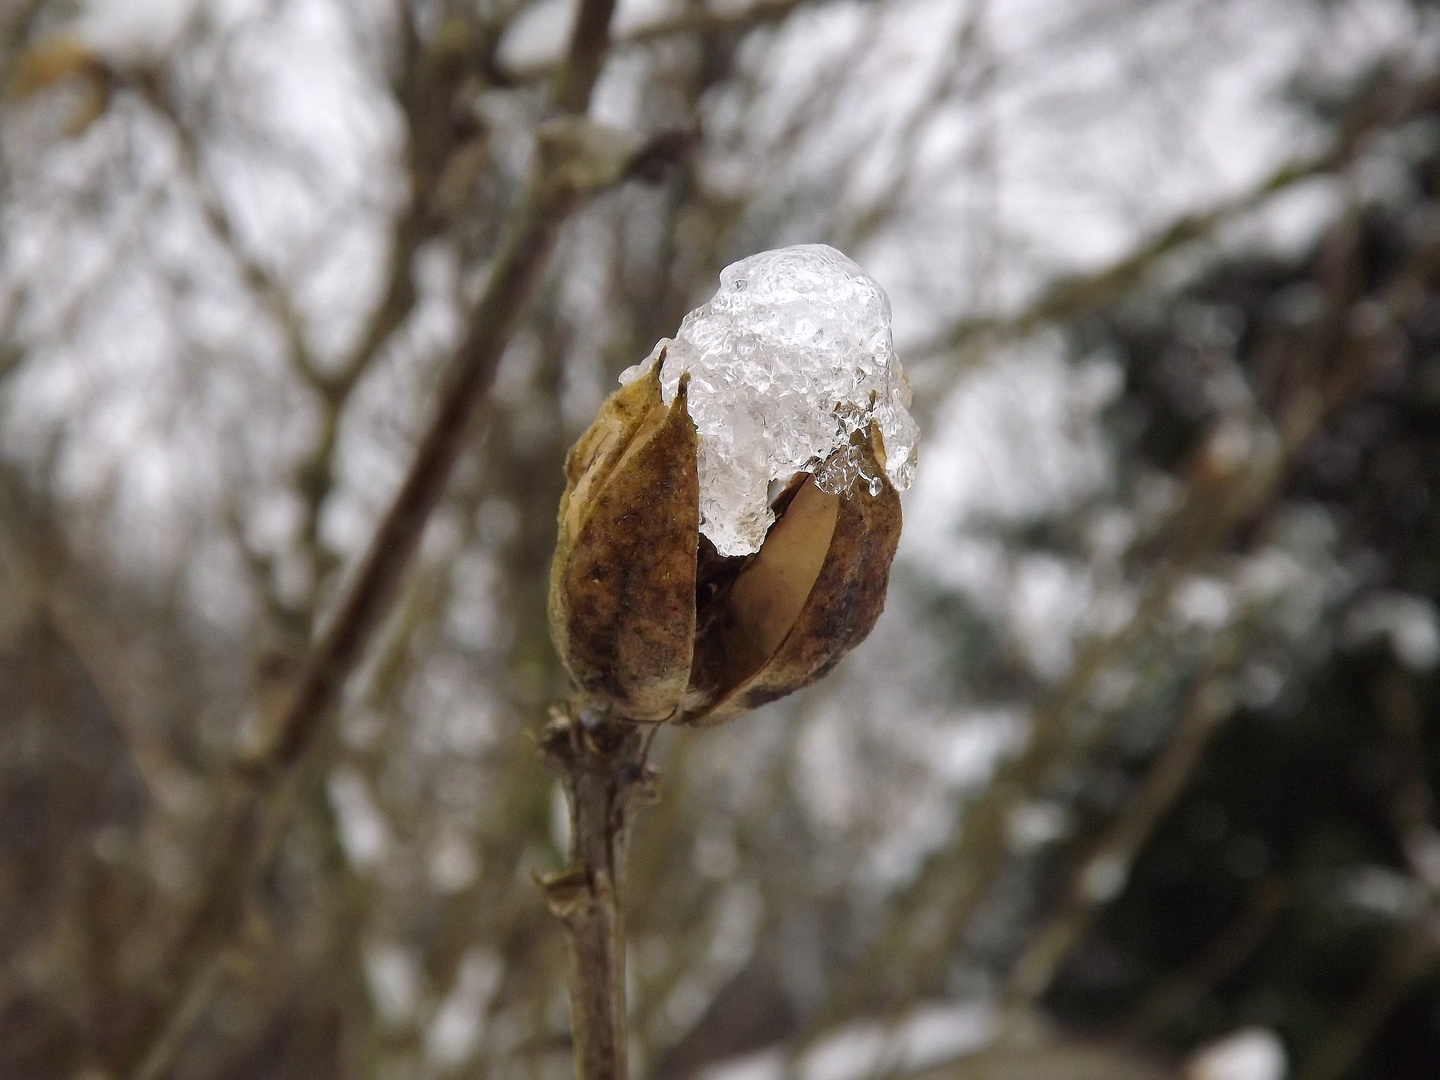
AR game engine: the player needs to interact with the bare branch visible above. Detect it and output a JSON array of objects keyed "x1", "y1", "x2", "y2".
[
  {"x1": 1002, "y1": 639, "x2": 1241, "y2": 1011},
  {"x1": 908, "y1": 67, "x2": 1440, "y2": 381},
  {"x1": 1292, "y1": 920, "x2": 1439, "y2": 1080},
  {"x1": 622, "y1": 0, "x2": 819, "y2": 46},
  {"x1": 540, "y1": 709, "x2": 658, "y2": 1080},
  {"x1": 115, "y1": 1, "x2": 638, "y2": 1072},
  {"x1": 1110, "y1": 877, "x2": 1288, "y2": 1044}
]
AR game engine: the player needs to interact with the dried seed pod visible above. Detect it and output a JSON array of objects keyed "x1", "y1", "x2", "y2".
[
  {"x1": 551, "y1": 354, "x2": 905, "y2": 725},
  {"x1": 681, "y1": 428, "x2": 902, "y2": 726},
  {"x1": 549, "y1": 355, "x2": 700, "y2": 722}
]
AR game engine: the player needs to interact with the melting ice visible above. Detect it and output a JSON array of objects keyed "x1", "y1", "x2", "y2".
[{"x1": 621, "y1": 244, "x2": 918, "y2": 556}]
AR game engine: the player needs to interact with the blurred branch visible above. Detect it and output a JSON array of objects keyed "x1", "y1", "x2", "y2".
[
  {"x1": 941, "y1": 1039, "x2": 1174, "y2": 1080},
  {"x1": 0, "y1": 467, "x2": 185, "y2": 802},
  {"x1": 1291, "y1": 919, "x2": 1438, "y2": 1080},
  {"x1": 138, "y1": 68, "x2": 430, "y2": 614},
  {"x1": 623, "y1": 0, "x2": 820, "y2": 45},
  {"x1": 796, "y1": 97, "x2": 1440, "y2": 1053},
  {"x1": 811, "y1": 562, "x2": 1191, "y2": 1029},
  {"x1": 540, "y1": 710, "x2": 658, "y2": 1080},
  {"x1": 261, "y1": 39, "x2": 644, "y2": 788},
  {"x1": 1110, "y1": 876, "x2": 1287, "y2": 1044},
  {"x1": 1379, "y1": 671, "x2": 1440, "y2": 894},
  {"x1": 1001, "y1": 638, "x2": 1242, "y2": 1012},
  {"x1": 1291, "y1": 670, "x2": 1440, "y2": 1080},
  {"x1": 833, "y1": 0, "x2": 994, "y2": 253},
  {"x1": 807, "y1": 462, "x2": 1285, "y2": 1030},
  {"x1": 499, "y1": 0, "x2": 823, "y2": 80},
  {"x1": 912, "y1": 66, "x2": 1440, "y2": 371},
  {"x1": 911, "y1": 154, "x2": 1327, "y2": 368},
  {"x1": 140, "y1": 76, "x2": 323, "y2": 384},
  {"x1": 115, "y1": 1, "x2": 644, "y2": 1074},
  {"x1": 552, "y1": 0, "x2": 617, "y2": 111}
]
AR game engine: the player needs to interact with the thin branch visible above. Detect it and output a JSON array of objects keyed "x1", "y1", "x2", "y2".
[
  {"x1": 832, "y1": 0, "x2": 994, "y2": 253},
  {"x1": 135, "y1": 77, "x2": 327, "y2": 388},
  {"x1": 1290, "y1": 670, "x2": 1440, "y2": 1080},
  {"x1": 260, "y1": 178, "x2": 576, "y2": 775},
  {"x1": 0, "y1": 467, "x2": 186, "y2": 805},
  {"x1": 907, "y1": 67, "x2": 1440, "y2": 373},
  {"x1": 1291, "y1": 919, "x2": 1439, "y2": 1080},
  {"x1": 1379, "y1": 671, "x2": 1440, "y2": 894},
  {"x1": 1002, "y1": 638, "x2": 1241, "y2": 1010},
  {"x1": 500, "y1": 0, "x2": 822, "y2": 81},
  {"x1": 809, "y1": 561, "x2": 1190, "y2": 1027},
  {"x1": 622, "y1": 0, "x2": 817, "y2": 45},
  {"x1": 804, "y1": 447, "x2": 1292, "y2": 1032},
  {"x1": 1109, "y1": 876, "x2": 1287, "y2": 1044},
  {"x1": 552, "y1": 0, "x2": 617, "y2": 112},
  {"x1": 792, "y1": 108, "x2": 1440, "y2": 1052},
  {"x1": 539, "y1": 708, "x2": 658, "y2": 1080},
  {"x1": 115, "y1": 0, "x2": 634, "y2": 1072}
]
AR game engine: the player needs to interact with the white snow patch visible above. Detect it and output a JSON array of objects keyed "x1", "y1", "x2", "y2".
[
  {"x1": 326, "y1": 766, "x2": 391, "y2": 872},
  {"x1": 698, "y1": 1000, "x2": 997, "y2": 1080},
  {"x1": 363, "y1": 941, "x2": 421, "y2": 1028},
  {"x1": 1186, "y1": 1027, "x2": 1286, "y2": 1080},
  {"x1": 425, "y1": 949, "x2": 504, "y2": 1070},
  {"x1": 1346, "y1": 593, "x2": 1440, "y2": 670}
]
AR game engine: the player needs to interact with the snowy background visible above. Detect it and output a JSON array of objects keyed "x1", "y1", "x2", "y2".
[{"x1": 3, "y1": 1, "x2": 1440, "y2": 1079}]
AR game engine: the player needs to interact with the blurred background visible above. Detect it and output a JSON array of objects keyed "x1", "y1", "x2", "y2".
[{"x1": 3, "y1": 1, "x2": 1440, "y2": 1078}]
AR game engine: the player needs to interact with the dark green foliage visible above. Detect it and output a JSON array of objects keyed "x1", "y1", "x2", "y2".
[{"x1": 1045, "y1": 119, "x2": 1440, "y2": 1076}]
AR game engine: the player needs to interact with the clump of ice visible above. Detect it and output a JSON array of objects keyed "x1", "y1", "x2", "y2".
[{"x1": 620, "y1": 244, "x2": 918, "y2": 556}]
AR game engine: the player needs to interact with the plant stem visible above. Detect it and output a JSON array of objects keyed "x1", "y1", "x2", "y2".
[{"x1": 539, "y1": 705, "x2": 657, "y2": 1080}]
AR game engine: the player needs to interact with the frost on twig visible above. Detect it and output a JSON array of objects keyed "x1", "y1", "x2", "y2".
[{"x1": 622, "y1": 243, "x2": 918, "y2": 556}]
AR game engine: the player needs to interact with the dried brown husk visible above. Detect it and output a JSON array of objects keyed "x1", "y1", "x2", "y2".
[
  {"x1": 682, "y1": 429, "x2": 903, "y2": 726},
  {"x1": 549, "y1": 356, "x2": 700, "y2": 721}
]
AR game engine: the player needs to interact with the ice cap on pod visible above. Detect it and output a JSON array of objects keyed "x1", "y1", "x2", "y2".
[{"x1": 619, "y1": 244, "x2": 918, "y2": 557}]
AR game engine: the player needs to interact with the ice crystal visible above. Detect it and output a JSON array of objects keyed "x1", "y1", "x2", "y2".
[{"x1": 621, "y1": 244, "x2": 918, "y2": 556}]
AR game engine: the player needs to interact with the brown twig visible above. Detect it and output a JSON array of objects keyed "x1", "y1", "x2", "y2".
[
  {"x1": 498, "y1": 0, "x2": 820, "y2": 81},
  {"x1": 539, "y1": 706, "x2": 659, "y2": 1080},
  {"x1": 907, "y1": 67, "x2": 1440, "y2": 371},
  {"x1": 261, "y1": 182, "x2": 576, "y2": 776},
  {"x1": 1002, "y1": 639, "x2": 1241, "y2": 1010},
  {"x1": 119, "y1": 173, "x2": 585, "y2": 1080},
  {"x1": 621, "y1": 0, "x2": 816, "y2": 46},
  {"x1": 1110, "y1": 876, "x2": 1287, "y2": 1044},
  {"x1": 113, "y1": 3, "x2": 633, "y2": 1076},
  {"x1": 1379, "y1": 671, "x2": 1440, "y2": 894},
  {"x1": 788, "y1": 88, "x2": 1440, "y2": 1056},
  {"x1": 258, "y1": 0, "x2": 643, "y2": 777},
  {"x1": 1291, "y1": 919, "x2": 1439, "y2": 1080},
  {"x1": 1289, "y1": 671, "x2": 1440, "y2": 1080}
]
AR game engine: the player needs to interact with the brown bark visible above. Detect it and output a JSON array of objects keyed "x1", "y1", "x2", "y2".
[{"x1": 539, "y1": 707, "x2": 658, "y2": 1080}]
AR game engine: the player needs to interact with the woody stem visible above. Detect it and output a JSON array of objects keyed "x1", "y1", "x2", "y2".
[{"x1": 539, "y1": 706, "x2": 657, "y2": 1080}]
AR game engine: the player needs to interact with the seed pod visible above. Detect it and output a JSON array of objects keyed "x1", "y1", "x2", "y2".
[
  {"x1": 549, "y1": 355, "x2": 699, "y2": 722},
  {"x1": 681, "y1": 428, "x2": 902, "y2": 726},
  {"x1": 550, "y1": 360, "x2": 904, "y2": 725}
]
